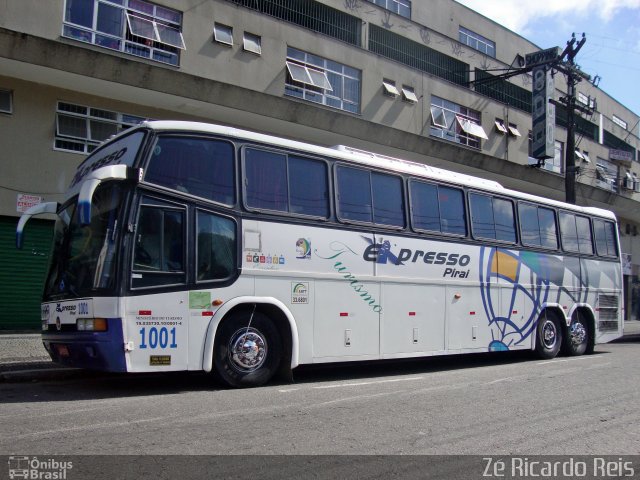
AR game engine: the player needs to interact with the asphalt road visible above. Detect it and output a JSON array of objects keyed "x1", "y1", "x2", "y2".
[{"x1": 1, "y1": 337, "x2": 639, "y2": 458}]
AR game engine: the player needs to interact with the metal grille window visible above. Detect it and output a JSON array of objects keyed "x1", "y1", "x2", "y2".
[
  {"x1": 459, "y1": 26, "x2": 495, "y2": 58},
  {"x1": 474, "y1": 69, "x2": 531, "y2": 113},
  {"x1": 0, "y1": 89, "x2": 12, "y2": 114},
  {"x1": 366, "y1": 0, "x2": 411, "y2": 19},
  {"x1": 227, "y1": 0, "x2": 361, "y2": 46},
  {"x1": 430, "y1": 96, "x2": 484, "y2": 149},
  {"x1": 285, "y1": 48, "x2": 361, "y2": 114},
  {"x1": 55, "y1": 102, "x2": 146, "y2": 154},
  {"x1": 369, "y1": 25, "x2": 469, "y2": 87},
  {"x1": 63, "y1": 0, "x2": 185, "y2": 66}
]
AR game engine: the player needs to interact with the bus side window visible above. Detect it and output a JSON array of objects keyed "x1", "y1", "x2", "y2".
[
  {"x1": 245, "y1": 148, "x2": 288, "y2": 212},
  {"x1": 470, "y1": 193, "x2": 515, "y2": 242},
  {"x1": 410, "y1": 181, "x2": 466, "y2": 236},
  {"x1": 594, "y1": 219, "x2": 618, "y2": 257},
  {"x1": 519, "y1": 203, "x2": 558, "y2": 249},
  {"x1": 575, "y1": 215, "x2": 593, "y2": 255},
  {"x1": 132, "y1": 202, "x2": 186, "y2": 288},
  {"x1": 145, "y1": 137, "x2": 235, "y2": 205},
  {"x1": 559, "y1": 212, "x2": 579, "y2": 252},
  {"x1": 336, "y1": 166, "x2": 372, "y2": 223},
  {"x1": 196, "y1": 210, "x2": 236, "y2": 281},
  {"x1": 560, "y1": 212, "x2": 593, "y2": 254}
]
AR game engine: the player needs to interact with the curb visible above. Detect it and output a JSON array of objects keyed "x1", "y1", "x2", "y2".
[{"x1": 0, "y1": 367, "x2": 85, "y2": 382}]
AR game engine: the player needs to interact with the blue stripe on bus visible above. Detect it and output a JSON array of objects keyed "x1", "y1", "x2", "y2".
[{"x1": 42, "y1": 318, "x2": 126, "y2": 372}]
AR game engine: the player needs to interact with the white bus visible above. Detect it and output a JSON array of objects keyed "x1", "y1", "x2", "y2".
[{"x1": 17, "y1": 121, "x2": 623, "y2": 387}]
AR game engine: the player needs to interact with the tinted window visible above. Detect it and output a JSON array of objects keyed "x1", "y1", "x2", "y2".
[
  {"x1": 245, "y1": 149, "x2": 288, "y2": 212},
  {"x1": 411, "y1": 182, "x2": 440, "y2": 231},
  {"x1": 197, "y1": 210, "x2": 236, "y2": 281},
  {"x1": 439, "y1": 186, "x2": 466, "y2": 235},
  {"x1": 244, "y1": 149, "x2": 329, "y2": 218},
  {"x1": 493, "y1": 198, "x2": 516, "y2": 242},
  {"x1": 132, "y1": 199, "x2": 186, "y2": 288},
  {"x1": 470, "y1": 193, "x2": 515, "y2": 242},
  {"x1": 337, "y1": 166, "x2": 372, "y2": 223},
  {"x1": 538, "y1": 207, "x2": 558, "y2": 249},
  {"x1": 519, "y1": 203, "x2": 558, "y2": 249},
  {"x1": 289, "y1": 156, "x2": 329, "y2": 217},
  {"x1": 519, "y1": 203, "x2": 540, "y2": 246},
  {"x1": 145, "y1": 137, "x2": 235, "y2": 205},
  {"x1": 559, "y1": 212, "x2": 579, "y2": 252},
  {"x1": 372, "y1": 172, "x2": 405, "y2": 227},
  {"x1": 576, "y1": 215, "x2": 593, "y2": 254},
  {"x1": 594, "y1": 219, "x2": 618, "y2": 257},
  {"x1": 411, "y1": 181, "x2": 466, "y2": 235},
  {"x1": 337, "y1": 166, "x2": 405, "y2": 226}
]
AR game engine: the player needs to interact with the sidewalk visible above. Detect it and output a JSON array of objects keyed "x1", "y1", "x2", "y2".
[
  {"x1": 2, "y1": 321, "x2": 640, "y2": 382},
  {"x1": 0, "y1": 332, "x2": 83, "y2": 382}
]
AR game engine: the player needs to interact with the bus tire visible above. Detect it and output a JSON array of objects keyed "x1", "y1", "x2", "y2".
[
  {"x1": 213, "y1": 311, "x2": 282, "y2": 388},
  {"x1": 535, "y1": 311, "x2": 563, "y2": 360},
  {"x1": 563, "y1": 312, "x2": 590, "y2": 356}
]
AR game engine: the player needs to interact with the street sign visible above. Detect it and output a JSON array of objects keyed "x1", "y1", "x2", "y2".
[
  {"x1": 609, "y1": 149, "x2": 634, "y2": 164},
  {"x1": 525, "y1": 47, "x2": 560, "y2": 68},
  {"x1": 531, "y1": 66, "x2": 556, "y2": 159}
]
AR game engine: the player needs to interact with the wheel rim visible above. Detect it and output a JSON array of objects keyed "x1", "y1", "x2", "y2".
[
  {"x1": 228, "y1": 327, "x2": 268, "y2": 373},
  {"x1": 541, "y1": 319, "x2": 557, "y2": 349},
  {"x1": 570, "y1": 321, "x2": 587, "y2": 348}
]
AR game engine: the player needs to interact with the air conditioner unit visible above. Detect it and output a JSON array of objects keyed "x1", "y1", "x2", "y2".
[{"x1": 624, "y1": 173, "x2": 634, "y2": 190}]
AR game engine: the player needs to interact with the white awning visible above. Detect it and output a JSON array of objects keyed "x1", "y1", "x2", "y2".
[
  {"x1": 456, "y1": 116, "x2": 488, "y2": 139},
  {"x1": 401, "y1": 87, "x2": 418, "y2": 103},
  {"x1": 286, "y1": 62, "x2": 333, "y2": 91},
  {"x1": 430, "y1": 106, "x2": 448, "y2": 128},
  {"x1": 382, "y1": 80, "x2": 399, "y2": 97},
  {"x1": 574, "y1": 150, "x2": 585, "y2": 160},
  {"x1": 582, "y1": 152, "x2": 591, "y2": 163},
  {"x1": 508, "y1": 125, "x2": 521, "y2": 137},
  {"x1": 128, "y1": 13, "x2": 186, "y2": 49},
  {"x1": 494, "y1": 120, "x2": 507, "y2": 133}
]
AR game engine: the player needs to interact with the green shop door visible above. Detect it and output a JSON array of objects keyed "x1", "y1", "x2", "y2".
[{"x1": 0, "y1": 216, "x2": 53, "y2": 330}]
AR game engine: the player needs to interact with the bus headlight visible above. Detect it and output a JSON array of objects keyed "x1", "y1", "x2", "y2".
[{"x1": 76, "y1": 318, "x2": 108, "y2": 332}]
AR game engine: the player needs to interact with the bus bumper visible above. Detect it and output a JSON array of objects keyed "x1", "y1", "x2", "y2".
[{"x1": 42, "y1": 318, "x2": 127, "y2": 372}]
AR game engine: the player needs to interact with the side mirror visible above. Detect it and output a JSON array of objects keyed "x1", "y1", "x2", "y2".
[
  {"x1": 16, "y1": 202, "x2": 59, "y2": 249},
  {"x1": 78, "y1": 166, "x2": 143, "y2": 225}
]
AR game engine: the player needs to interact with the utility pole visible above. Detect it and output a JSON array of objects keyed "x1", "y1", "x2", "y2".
[
  {"x1": 559, "y1": 33, "x2": 587, "y2": 205},
  {"x1": 471, "y1": 34, "x2": 594, "y2": 205}
]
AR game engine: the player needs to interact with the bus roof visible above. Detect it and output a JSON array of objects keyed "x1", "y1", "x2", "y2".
[{"x1": 140, "y1": 120, "x2": 616, "y2": 221}]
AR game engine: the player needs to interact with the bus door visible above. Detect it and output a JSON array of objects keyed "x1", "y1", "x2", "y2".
[{"x1": 125, "y1": 196, "x2": 189, "y2": 372}]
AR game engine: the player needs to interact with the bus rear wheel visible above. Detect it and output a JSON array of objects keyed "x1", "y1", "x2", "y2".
[
  {"x1": 535, "y1": 312, "x2": 563, "y2": 359},
  {"x1": 563, "y1": 313, "x2": 590, "y2": 356},
  {"x1": 214, "y1": 311, "x2": 281, "y2": 388}
]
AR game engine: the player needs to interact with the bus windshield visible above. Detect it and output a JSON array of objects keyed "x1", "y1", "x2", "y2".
[{"x1": 44, "y1": 183, "x2": 125, "y2": 300}]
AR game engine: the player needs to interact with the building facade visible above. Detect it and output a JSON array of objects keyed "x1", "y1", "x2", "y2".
[{"x1": 1, "y1": 0, "x2": 639, "y2": 328}]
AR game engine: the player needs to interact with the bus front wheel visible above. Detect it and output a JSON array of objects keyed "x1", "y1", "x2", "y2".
[
  {"x1": 214, "y1": 311, "x2": 282, "y2": 388},
  {"x1": 535, "y1": 312, "x2": 563, "y2": 360}
]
